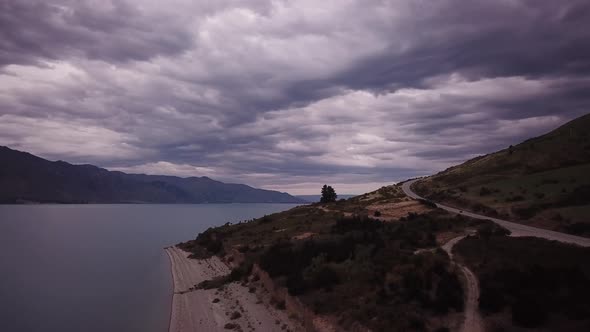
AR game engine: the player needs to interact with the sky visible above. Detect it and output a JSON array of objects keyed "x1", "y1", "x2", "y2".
[{"x1": 1, "y1": 0, "x2": 589, "y2": 195}]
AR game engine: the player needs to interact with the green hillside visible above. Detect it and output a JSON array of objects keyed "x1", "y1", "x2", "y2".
[{"x1": 415, "y1": 113, "x2": 590, "y2": 236}]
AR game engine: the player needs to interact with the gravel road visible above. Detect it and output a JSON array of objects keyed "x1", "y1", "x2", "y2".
[{"x1": 402, "y1": 179, "x2": 590, "y2": 247}]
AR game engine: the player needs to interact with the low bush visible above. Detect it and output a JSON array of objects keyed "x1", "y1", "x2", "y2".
[
  {"x1": 197, "y1": 261, "x2": 252, "y2": 289},
  {"x1": 562, "y1": 222, "x2": 590, "y2": 236},
  {"x1": 534, "y1": 192, "x2": 545, "y2": 199},
  {"x1": 418, "y1": 198, "x2": 437, "y2": 208},
  {"x1": 259, "y1": 215, "x2": 272, "y2": 224},
  {"x1": 433, "y1": 271, "x2": 464, "y2": 313},
  {"x1": 505, "y1": 195, "x2": 525, "y2": 202},
  {"x1": 511, "y1": 205, "x2": 541, "y2": 219},
  {"x1": 303, "y1": 254, "x2": 340, "y2": 291},
  {"x1": 511, "y1": 296, "x2": 547, "y2": 328},
  {"x1": 224, "y1": 323, "x2": 238, "y2": 330},
  {"x1": 479, "y1": 187, "x2": 492, "y2": 196}
]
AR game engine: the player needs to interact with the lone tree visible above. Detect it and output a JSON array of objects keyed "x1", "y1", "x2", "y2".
[{"x1": 320, "y1": 185, "x2": 337, "y2": 203}]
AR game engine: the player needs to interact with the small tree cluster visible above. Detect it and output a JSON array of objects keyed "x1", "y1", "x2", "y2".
[{"x1": 320, "y1": 184, "x2": 337, "y2": 203}]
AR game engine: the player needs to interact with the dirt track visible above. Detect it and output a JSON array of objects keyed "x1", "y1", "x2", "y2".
[{"x1": 441, "y1": 235, "x2": 484, "y2": 332}]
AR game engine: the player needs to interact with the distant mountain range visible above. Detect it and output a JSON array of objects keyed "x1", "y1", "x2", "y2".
[{"x1": 0, "y1": 147, "x2": 304, "y2": 204}]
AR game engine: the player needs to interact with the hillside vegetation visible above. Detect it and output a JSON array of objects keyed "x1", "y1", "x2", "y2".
[
  {"x1": 454, "y1": 236, "x2": 590, "y2": 331},
  {"x1": 178, "y1": 185, "x2": 498, "y2": 331},
  {"x1": 415, "y1": 113, "x2": 590, "y2": 236},
  {"x1": 179, "y1": 183, "x2": 590, "y2": 331}
]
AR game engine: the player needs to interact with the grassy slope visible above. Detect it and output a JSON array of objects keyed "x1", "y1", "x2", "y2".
[{"x1": 415, "y1": 113, "x2": 590, "y2": 235}]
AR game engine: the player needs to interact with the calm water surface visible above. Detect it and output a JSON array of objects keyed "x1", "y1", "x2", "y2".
[{"x1": 0, "y1": 204, "x2": 298, "y2": 332}]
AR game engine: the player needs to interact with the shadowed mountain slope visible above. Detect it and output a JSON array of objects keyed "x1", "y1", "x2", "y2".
[{"x1": 0, "y1": 146, "x2": 303, "y2": 204}]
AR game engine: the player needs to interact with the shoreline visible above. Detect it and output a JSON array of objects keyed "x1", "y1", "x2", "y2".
[
  {"x1": 164, "y1": 249, "x2": 176, "y2": 332},
  {"x1": 164, "y1": 246, "x2": 302, "y2": 332}
]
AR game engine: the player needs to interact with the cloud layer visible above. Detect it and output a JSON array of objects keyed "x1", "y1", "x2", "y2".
[{"x1": 1, "y1": 0, "x2": 589, "y2": 194}]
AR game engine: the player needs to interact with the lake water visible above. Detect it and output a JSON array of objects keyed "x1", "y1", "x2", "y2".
[{"x1": 0, "y1": 204, "x2": 299, "y2": 332}]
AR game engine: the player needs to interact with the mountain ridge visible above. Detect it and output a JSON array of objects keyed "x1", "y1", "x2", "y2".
[{"x1": 0, "y1": 146, "x2": 304, "y2": 204}]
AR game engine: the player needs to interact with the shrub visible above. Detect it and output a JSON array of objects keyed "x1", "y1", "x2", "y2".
[
  {"x1": 479, "y1": 187, "x2": 492, "y2": 196},
  {"x1": 237, "y1": 245, "x2": 250, "y2": 253},
  {"x1": 418, "y1": 199, "x2": 437, "y2": 208},
  {"x1": 276, "y1": 300, "x2": 286, "y2": 310},
  {"x1": 224, "y1": 323, "x2": 238, "y2": 330},
  {"x1": 259, "y1": 215, "x2": 272, "y2": 224},
  {"x1": 331, "y1": 215, "x2": 382, "y2": 234},
  {"x1": 505, "y1": 195, "x2": 525, "y2": 202},
  {"x1": 479, "y1": 285, "x2": 505, "y2": 313},
  {"x1": 433, "y1": 272, "x2": 464, "y2": 313},
  {"x1": 229, "y1": 261, "x2": 252, "y2": 282},
  {"x1": 540, "y1": 178, "x2": 560, "y2": 185},
  {"x1": 563, "y1": 222, "x2": 590, "y2": 236},
  {"x1": 374, "y1": 210, "x2": 382, "y2": 217},
  {"x1": 434, "y1": 328, "x2": 450, "y2": 332},
  {"x1": 286, "y1": 272, "x2": 307, "y2": 295},
  {"x1": 511, "y1": 206, "x2": 540, "y2": 219},
  {"x1": 511, "y1": 297, "x2": 547, "y2": 328},
  {"x1": 197, "y1": 261, "x2": 252, "y2": 289},
  {"x1": 197, "y1": 276, "x2": 229, "y2": 290},
  {"x1": 303, "y1": 254, "x2": 340, "y2": 290},
  {"x1": 567, "y1": 185, "x2": 590, "y2": 205},
  {"x1": 194, "y1": 228, "x2": 225, "y2": 255}
]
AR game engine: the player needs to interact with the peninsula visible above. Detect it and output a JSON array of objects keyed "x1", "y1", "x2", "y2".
[{"x1": 167, "y1": 113, "x2": 590, "y2": 331}]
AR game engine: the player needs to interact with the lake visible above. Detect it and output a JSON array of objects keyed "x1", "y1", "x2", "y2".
[{"x1": 0, "y1": 204, "x2": 299, "y2": 332}]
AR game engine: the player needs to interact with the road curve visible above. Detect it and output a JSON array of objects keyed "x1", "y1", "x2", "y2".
[{"x1": 402, "y1": 179, "x2": 590, "y2": 247}]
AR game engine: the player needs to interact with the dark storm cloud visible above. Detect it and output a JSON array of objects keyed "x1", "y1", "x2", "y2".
[
  {"x1": 1, "y1": 0, "x2": 590, "y2": 194},
  {"x1": 334, "y1": 0, "x2": 590, "y2": 92},
  {"x1": 0, "y1": 0, "x2": 192, "y2": 66}
]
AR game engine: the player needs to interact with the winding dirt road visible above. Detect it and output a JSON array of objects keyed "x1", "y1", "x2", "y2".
[
  {"x1": 402, "y1": 179, "x2": 590, "y2": 247},
  {"x1": 442, "y1": 236, "x2": 483, "y2": 332}
]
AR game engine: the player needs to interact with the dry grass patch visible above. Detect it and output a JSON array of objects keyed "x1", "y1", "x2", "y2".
[
  {"x1": 367, "y1": 200, "x2": 431, "y2": 220},
  {"x1": 291, "y1": 232, "x2": 316, "y2": 241}
]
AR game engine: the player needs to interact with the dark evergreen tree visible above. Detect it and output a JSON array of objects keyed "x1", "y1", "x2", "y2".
[{"x1": 320, "y1": 184, "x2": 337, "y2": 203}]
